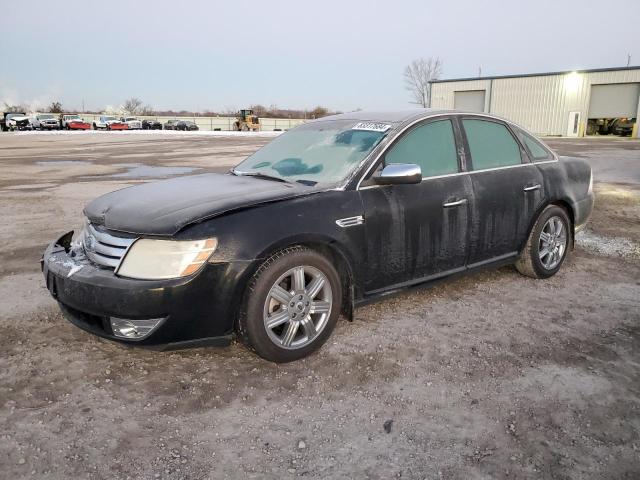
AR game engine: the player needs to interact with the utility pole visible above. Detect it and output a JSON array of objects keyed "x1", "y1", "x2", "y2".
[
  {"x1": 627, "y1": 54, "x2": 632, "y2": 67},
  {"x1": 478, "y1": 66, "x2": 482, "y2": 77},
  {"x1": 82, "y1": 99, "x2": 85, "y2": 113}
]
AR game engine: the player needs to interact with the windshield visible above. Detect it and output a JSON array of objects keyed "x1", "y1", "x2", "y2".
[
  {"x1": 67, "y1": 115, "x2": 80, "y2": 120},
  {"x1": 39, "y1": 115, "x2": 55, "y2": 119},
  {"x1": 104, "y1": 116, "x2": 116, "y2": 121},
  {"x1": 234, "y1": 119, "x2": 391, "y2": 185}
]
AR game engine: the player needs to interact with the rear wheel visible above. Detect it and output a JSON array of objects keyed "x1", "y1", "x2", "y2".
[
  {"x1": 515, "y1": 205, "x2": 571, "y2": 279},
  {"x1": 238, "y1": 247, "x2": 342, "y2": 362}
]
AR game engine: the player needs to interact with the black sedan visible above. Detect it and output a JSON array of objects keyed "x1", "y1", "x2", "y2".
[
  {"x1": 176, "y1": 120, "x2": 199, "y2": 131},
  {"x1": 142, "y1": 119, "x2": 162, "y2": 130},
  {"x1": 41, "y1": 110, "x2": 594, "y2": 362}
]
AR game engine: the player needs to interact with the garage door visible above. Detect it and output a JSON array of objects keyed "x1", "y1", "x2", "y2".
[
  {"x1": 454, "y1": 90, "x2": 486, "y2": 112},
  {"x1": 588, "y1": 83, "x2": 640, "y2": 118}
]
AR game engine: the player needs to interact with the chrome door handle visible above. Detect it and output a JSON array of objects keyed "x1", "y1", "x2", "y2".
[
  {"x1": 443, "y1": 198, "x2": 467, "y2": 208},
  {"x1": 523, "y1": 184, "x2": 541, "y2": 192}
]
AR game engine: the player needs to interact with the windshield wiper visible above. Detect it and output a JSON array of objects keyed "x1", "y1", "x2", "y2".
[
  {"x1": 295, "y1": 179, "x2": 317, "y2": 186},
  {"x1": 231, "y1": 170, "x2": 291, "y2": 184}
]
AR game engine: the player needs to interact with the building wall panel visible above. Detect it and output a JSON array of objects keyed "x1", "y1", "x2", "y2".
[{"x1": 430, "y1": 68, "x2": 640, "y2": 136}]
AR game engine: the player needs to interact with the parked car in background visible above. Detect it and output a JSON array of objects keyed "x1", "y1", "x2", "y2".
[
  {"x1": 33, "y1": 114, "x2": 60, "y2": 130},
  {"x1": 176, "y1": 120, "x2": 199, "y2": 131},
  {"x1": 610, "y1": 117, "x2": 636, "y2": 136},
  {"x1": 41, "y1": 110, "x2": 594, "y2": 362},
  {"x1": 142, "y1": 119, "x2": 162, "y2": 130},
  {"x1": 2, "y1": 112, "x2": 32, "y2": 131},
  {"x1": 93, "y1": 116, "x2": 128, "y2": 130},
  {"x1": 60, "y1": 114, "x2": 91, "y2": 130},
  {"x1": 163, "y1": 119, "x2": 179, "y2": 130},
  {"x1": 120, "y1": 117, "x2": 142, "y2": 130}
]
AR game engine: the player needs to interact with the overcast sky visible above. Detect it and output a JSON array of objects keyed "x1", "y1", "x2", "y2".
[{"x1": 1, "y1": 0, "x2": 638, "y2": 113}]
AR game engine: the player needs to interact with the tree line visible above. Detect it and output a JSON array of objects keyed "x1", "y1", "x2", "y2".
[
  {"x1": 4, "y1": 59, "x2": 444, "y2": 118},
  {"x1": 3, "y1": 99, "x2": 339, "y2": 119}
]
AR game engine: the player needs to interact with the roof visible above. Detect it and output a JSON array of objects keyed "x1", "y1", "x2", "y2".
[
  {"x1": 317, "y1": 109, "x2": 448, "y2": 123},
  {"x1": 430, "y1": 65, "x2": 640, "y2": 84}
]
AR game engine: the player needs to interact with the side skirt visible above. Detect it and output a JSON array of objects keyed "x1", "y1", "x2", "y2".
[{"x1": 355, "y1": 252, "x2": 518, "y2": 308}]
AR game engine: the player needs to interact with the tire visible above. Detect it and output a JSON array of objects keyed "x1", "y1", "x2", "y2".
[
  {"x1": 238, "y1": 246, "x2": 342, "y2": 362},
  {"x1": 515, "y1": 205, "x2": 571, "y2": 279}
]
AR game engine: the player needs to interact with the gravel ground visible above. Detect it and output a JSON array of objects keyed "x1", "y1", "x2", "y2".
[{"x1": 0, "y1": 132, "x2": 639, "y2": 479}]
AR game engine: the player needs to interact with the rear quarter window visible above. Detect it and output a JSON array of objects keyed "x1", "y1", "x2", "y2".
[{"x1": 515, "y1": 128, "x2": 552, "y2": 161}]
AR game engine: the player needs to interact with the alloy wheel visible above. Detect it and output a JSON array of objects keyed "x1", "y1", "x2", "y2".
[
  {"x1": 538, "y1": 216, "x2": 567, "y2": 270},
  {"x1": 263, "y1": 265, "x2": 332, "y2": 350}
]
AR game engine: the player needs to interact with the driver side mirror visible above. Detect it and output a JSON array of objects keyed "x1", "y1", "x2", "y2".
[{"x1": 374, "y1": 163, "x2": 422, "y2": 185}]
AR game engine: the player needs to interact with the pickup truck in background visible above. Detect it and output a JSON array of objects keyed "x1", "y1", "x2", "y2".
[
  {"x1": 1, "y1": 112, "x2": 32, "y2": 131},
  {"x1": 61, "y1": 114, "x2": 92, "y2": 130},
  {"x1": 93, "y1": 116, "x2": 128, "y2": 130},
  {"x1": 33, "y1": 114, "x2": 61, "y2": 130},
  {"x1": 120, "y1": 117, "x2": 142, "y2": 130}
]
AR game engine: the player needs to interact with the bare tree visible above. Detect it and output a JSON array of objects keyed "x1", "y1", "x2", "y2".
[
  {"x1": 3, "y1": 102, "x2": 25, "y2": 113},
  {"x1": 123, "y1": 97, "x2": 144, "y2": 115},
  {"x1": 310, "y1": 106, "x2": 329, "y2": 119},
  {"x1": 404, "y1": 57, "x2": 443, "y2": 107},
  {"x1": 140, "y1": 104, "x2": 154, "y2": 116},
  {"x1": 48, "y1": 101, "x2": 63, "y2": 113}
]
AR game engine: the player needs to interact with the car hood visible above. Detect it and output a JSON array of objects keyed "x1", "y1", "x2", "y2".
[{"x1": 84, "y1": 173, "x2": 313, "y2": 236}]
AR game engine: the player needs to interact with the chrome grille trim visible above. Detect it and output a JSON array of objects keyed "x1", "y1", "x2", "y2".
[{"x1": 83, "y1": 223, "x2": 136, "y2": 269}]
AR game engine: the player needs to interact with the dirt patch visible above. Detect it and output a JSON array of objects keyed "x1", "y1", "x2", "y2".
[{"x1": 0, "y1": 134, "x2": 639, "y2": 479}]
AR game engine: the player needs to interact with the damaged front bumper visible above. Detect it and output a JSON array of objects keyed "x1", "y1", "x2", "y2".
[{"x1": 41, "y1": 232, "x2": 236, "y2": 350}]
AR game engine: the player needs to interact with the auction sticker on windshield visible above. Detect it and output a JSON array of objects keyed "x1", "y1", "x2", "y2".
[{"x1": 352, "y1": 122, "x2": 392, "y2": 132}]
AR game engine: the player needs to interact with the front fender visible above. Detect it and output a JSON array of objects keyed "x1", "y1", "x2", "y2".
[{"x1": 178, "y1": 189, "x2": 368, "y2": 300}]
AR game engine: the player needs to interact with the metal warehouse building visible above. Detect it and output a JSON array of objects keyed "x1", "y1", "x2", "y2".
[{"x1": 429, "y1": 66, "x2": 640, "y2": 138}]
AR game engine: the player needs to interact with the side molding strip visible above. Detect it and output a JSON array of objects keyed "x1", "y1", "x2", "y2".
[{"x1": 336, "y1": 216, "x2": 364, "y2": 228}]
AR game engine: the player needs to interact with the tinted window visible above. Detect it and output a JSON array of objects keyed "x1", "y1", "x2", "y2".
[
  {"x1": 515, "y1": 129, "x2": 551, "y2": 161},
  {"x1": 463, "y1": 119, "x2": 522, "y2": 170},
  {"x1": 385, "y1": 120, "x2": 459, "y2": 177}
]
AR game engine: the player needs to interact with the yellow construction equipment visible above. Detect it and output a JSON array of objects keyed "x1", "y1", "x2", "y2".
[{"x1": 233, "y1": 109, "x2": 260, "y2": 132}]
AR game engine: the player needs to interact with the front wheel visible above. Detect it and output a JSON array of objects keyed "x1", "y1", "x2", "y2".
[
  {"x1": 238, "y1": 247, "x2": 342, "y2": 362},
  {"x1": 516, "y1": 205, "x2": 571, "y2": 279}
]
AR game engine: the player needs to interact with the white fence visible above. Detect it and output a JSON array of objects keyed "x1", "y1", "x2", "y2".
[{"x1": 76, "y1": 114, "x2": 308, "y2": 131}]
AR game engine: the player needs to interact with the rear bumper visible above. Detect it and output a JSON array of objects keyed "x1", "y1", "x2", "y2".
[
  {"x1": 573, "y1": 192, "x2": 595, "y2": 232},
  {"x1": 41, "y1": 233, "x2": 246, "y2": 350}
]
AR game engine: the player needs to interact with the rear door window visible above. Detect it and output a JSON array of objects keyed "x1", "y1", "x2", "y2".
[
  {"x1": 462, "y1": 119, "x2": 522, "y2": 170},
  {"x1": 385, "y1": 119, "x2": 459, "y2": 177}
]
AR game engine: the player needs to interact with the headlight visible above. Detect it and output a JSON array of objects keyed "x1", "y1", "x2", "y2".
[{"x1": 116, "y1": 238, "x2": 218, "y2": 280}]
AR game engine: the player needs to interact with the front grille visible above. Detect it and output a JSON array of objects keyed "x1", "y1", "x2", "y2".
[{"x1": 82, "y1": 223, "x2": 136, "y2": 269}]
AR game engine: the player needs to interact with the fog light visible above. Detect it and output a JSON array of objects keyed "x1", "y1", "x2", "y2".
[{"x1": 110, "y1": 317, "x2": 164, "y2": 339}]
